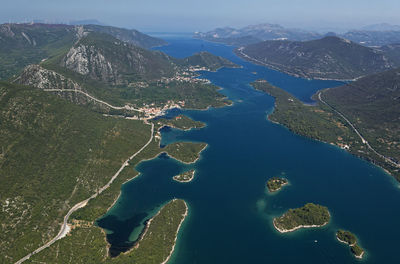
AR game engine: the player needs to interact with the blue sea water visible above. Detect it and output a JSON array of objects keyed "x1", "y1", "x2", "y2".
[{"x1": 97, "y1": 34, "x2": 400, "y2": 263}]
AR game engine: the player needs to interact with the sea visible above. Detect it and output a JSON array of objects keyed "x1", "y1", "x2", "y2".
[{"x1": 97, "y1": 33, "x2": 400, "y2": 263}]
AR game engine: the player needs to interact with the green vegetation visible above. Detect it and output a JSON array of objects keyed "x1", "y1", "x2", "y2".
[
  {"x1": 82, "y1": 24, "x2": 167, "y2": 49},
  {"x1": 252, "y1": 79, "x2": 400, "y2": 181},
  {"x1": 173, "y1": 169, "x2": 196, "y2": 182},
  {"x1": 26, "y1": 199, "x2": 188, "y2": 264},
  {"x1": 238, "y1": 36, "x2": 400, "y2": 80},
  {"x1": 351, "y1": 244, "x2": 365, "y2": 259},
  {"x1": 252, "y1": 80, "x2": 357, "y2": 145},
  {"x1": 0, "y1": 23, "x2": 167, "y2": 81},
  {"x1": 154, "y1": 115, "x2": 206, "y2": 130},
  {"x1": 273, "y1": 203, "x2": 330, "y2": 232},
  {"x1": 0, "y1": 23, "x2": 75, "y2": 80},
  {"x1": 266, "y1": 177, "x2": 288, "y2": 192},
  {"x1": 164, "y1": 142, "x2": 208, "y2": 164},
  {"x1": 337, "y1": 230, "x2": 365, "y2": 259},
  {"x1": 322, "y1": 69, "x2": 400, "y2": 180},
  {"x1": 0, "y1": 82, "x2": 151, "y2": 263},
  {"x1": 178, "y1": 51, "x2": 239, "y2": 71}
]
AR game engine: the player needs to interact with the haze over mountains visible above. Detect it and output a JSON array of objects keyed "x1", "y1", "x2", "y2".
[{"x1": 195, "y1": 22, "x2": 400, "y2": 47}]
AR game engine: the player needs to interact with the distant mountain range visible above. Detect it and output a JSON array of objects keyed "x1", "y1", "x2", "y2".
[
  {"x1": 195, "y1": 22, "x2": 400, "y2": 47},
  {"x1": 236, "y1": 36, "x2": 400, "y2": 80}
]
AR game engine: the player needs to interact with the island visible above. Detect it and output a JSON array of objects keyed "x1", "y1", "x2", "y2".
[
  {"x1": 266, "y1": 177, "x2": 288, "y2": 192},
  {"x1": 173, "y1": 170, "x2": 195, "y2": 183},
  {"x1": 155, "y1": 115, "x2": 206, "y2": 131},
  {"x1": 336, "y1": 230, "x2": 365, "y2": 259},
  {"x1": 273, "y1": 203, "x2": 330, "y2": 233}
]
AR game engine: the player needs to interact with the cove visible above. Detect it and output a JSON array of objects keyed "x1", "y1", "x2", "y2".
[{"x1": 97, "y1": 34, "x2": 400, "y2": 263}]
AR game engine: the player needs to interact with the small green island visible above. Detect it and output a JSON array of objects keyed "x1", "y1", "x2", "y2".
[
  {"x1": 173, "y1": 169, "x2": 195, "y2": 183},
  {"x1": 273, "y1": 203, "x2": 330, "y2": 233},
  {"x1": 336, "y1": 230, "x2": 365, "y2": 259},
  {"x1": 266, "y1": 177, "x2": 288, "y2": 192}
]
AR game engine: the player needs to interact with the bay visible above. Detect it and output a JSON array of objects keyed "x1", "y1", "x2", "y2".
[{"x1": 97, "y1": 34, "x2": 400, "y2": 263}]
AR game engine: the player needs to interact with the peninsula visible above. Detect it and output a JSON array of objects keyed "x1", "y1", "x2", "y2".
[
  {"x1": 336, "y1": 230, "x2": 365, "y2": 259},
  {"x1": 154, "y1": 115, "x2": 206, "y2": 131},
  {"x1": 252, "y1": 79, "x2": 400, "y2": 181},
  {"x1": 164, "y1": 142, "x2": 208, "y2": 164},
  {"x1": 266, "y1": 177, "x2": 288, "y2": 192},
  {"x1": 273, "y1": 203, "x2": 330, "y2": 233},
  {"x1": 173, "y1": 170, "x2": 195, "y2": 183}
]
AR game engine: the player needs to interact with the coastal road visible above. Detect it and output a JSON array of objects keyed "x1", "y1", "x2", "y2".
[
  {"x1": 15, "y1": 122, "x2": 155, "y2": 264},
  {"x1": 318, "y1": 91, "x2": 400, "y2": 168}
]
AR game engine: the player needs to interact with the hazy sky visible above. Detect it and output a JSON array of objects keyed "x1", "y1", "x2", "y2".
[{"x1": 1, "y1": 0, "x2": 400, "y2": 32}]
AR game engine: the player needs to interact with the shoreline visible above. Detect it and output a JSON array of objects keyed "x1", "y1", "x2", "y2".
[
  {"x1": 235, "y1": 48, "x2": 357, "y2": 82},
  {"x1": 161, "y1": 201, "x2": 188, "y2": 264},
  {"x1": 173, "y1": 170, "x2": 195, "y2": 183},
  {"x1": 336, "y1": 235, "x2": 365, "y2": 259},
  {"x1": 273, "y1": 219, "x2": 329, "y2": 233},
  {"x1": 163, "y1": 143, "x2": 208, "y2": 165}
]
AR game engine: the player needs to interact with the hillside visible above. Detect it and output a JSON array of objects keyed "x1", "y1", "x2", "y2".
[
  {"x1": 343, "y1": 30, "x2": 400, "y2": 47},
  {"x1": 0, "y1": 23, "x2": 167, "y2": 80},
  {"x1": 177, "y1": 51, "x2": 239, "y2": 71},
  {"x1": 15, "y1": 32, "x2": 235, "y2": 111},
  {"x1": 237, "y1": 36, "x2": 400, "y2": 80},
  {"x1": 253, "y1": 75, "x2": 400, "y2": 180},
  {"x1": 83, "y1": 24, "x2": 167, "y2": 49},
  {"x1": 0, "y1": 82, "x2": 151, "y2": 262},
  {"x1": 322, "y1": 68, "x2": 400, "y2": 168}
]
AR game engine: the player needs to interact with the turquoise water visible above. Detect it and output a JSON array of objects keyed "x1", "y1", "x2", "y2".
[{"x1": 97, "y1": 35, "x2": 400, "y2": 263}]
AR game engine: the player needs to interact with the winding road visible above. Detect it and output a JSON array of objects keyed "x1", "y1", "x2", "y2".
[
  {"x1": 318, "y1": 91, "x2": 399, "y2": 168},
  {"x1": 15, "y1": 122, "x2": 154, "y2": 264},
  {"x1": 43, "y1": 88, "x2": 143, "y2": 112}
]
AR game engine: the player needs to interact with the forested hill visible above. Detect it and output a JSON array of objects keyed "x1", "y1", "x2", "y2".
[
  {"x1": 322, "y1": 67, "x2": 400, "y2": 168},
  {"x1": 237, "y1": 36, "x2": 400, "y2": 80},
  {"x1": 0, "y1": 23, "x2": 167, "y2": 80}
]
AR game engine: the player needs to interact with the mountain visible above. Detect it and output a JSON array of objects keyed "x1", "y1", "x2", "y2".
[
  {"x1": 0, "y1": 81, "x2": 152, "y2": 262},
  {"x1": 342, "y1": 30, "x2": 400, "y2": 47},
  {"x1": 236, "y1": 36, "x2": 400, "y2": 80},
  {"x1": 82, "y1": 24, "x2": 167, "y2": 49},
  {"x1": 0, "y1": 23, "x2": 167, "y2": 80},
  {"x1": 60, "y1": 32, "x2": 176, "y2": 85},
  {"x1": 195, "y1": 23, "x2": 322, "y2": 46},
  {"x1": 322, "y1": 68, "x2": 400, "y2": 172},
  {"x1": 361, "y1": 23, "x2": 400, "y2": 31},
  {"x1": 69, "y1": 19, "x2": 106, "y2": 26}
]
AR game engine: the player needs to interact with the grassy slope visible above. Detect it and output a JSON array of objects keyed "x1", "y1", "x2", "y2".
[
  {"x1": 0, "y1": 82, "x2": 151, "y2": 263},
  {"x1": 252, "y1": 80, "x2": 400, "y2": 181}
]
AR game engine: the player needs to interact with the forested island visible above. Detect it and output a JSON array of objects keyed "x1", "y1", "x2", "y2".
[
  {"x1": 266, "y1": 177, "x2": 288, "y2": 192},
  {"x1": 273, "y1": 203, "x2": 330, "y2": 233},
  {"x1": 336, "y1": 230, "x2": 365, "y2": 259}
]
